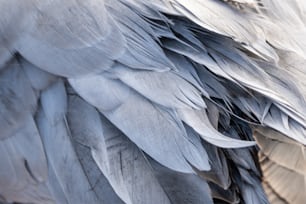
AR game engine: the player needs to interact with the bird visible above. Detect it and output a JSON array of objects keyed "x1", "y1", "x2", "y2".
[{"x1": 0, "y1": 0, "x2": 305, "y2": 203}]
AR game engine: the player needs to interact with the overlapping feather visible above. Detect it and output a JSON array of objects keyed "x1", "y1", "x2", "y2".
[{"x1": 1, "y1": 1, "x2": 306, "y2": 204}]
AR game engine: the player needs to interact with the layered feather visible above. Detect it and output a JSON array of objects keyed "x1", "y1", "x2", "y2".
[{"x1": 1, "y1": 1, "x2": 306, "y2": 204}]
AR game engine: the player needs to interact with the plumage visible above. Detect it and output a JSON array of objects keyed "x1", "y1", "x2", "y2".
[
  {"x1": 70, "y1": 73, "x2": 210, "y2": 173},
  {"x1": 68, "y1": 95, "x2": 170, "y2": 204},
  {"x1": 111, "y1": 63, "x2": 206, "y2": 109},
  {"x1": 36, "y1": 99, "x2": 100, "y2": 204},
  {"x1": 0, "y1": 59, "x2": 37, "y2": 140},
  {"x1": 0, "y1": 1, "x2": 306, "y2": 204}
]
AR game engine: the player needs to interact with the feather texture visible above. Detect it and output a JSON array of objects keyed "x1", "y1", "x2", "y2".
[
  {"x1": 69, "y1": 73, "x2": 210, "y2": 173},
  {"x1": 1, "y1": 1, "x2": 306, "y2": 204}
]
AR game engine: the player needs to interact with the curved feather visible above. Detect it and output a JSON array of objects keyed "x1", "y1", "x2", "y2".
[
  {"x1": 112, "y1": 64, "x2": 206, "y2": 109},
  {"x1": 178, "y1": 109, "x2": 256, "y2": 148},
  {"x1": 69, "y1": 73, "x2": 210, "y2": 173}
]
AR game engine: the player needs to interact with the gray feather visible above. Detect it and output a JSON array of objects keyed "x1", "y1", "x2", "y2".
[{"x1": 69, "y1": 74, "x2": 210, "y2": 173}]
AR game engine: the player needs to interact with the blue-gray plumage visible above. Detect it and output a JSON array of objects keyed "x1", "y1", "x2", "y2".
[{"x1": 0, "y1": 0, "x2": 305, "y2": 204}]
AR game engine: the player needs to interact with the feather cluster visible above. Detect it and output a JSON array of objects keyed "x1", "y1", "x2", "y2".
[{"x1": 0, "y1": 0, "x2": 305, "y2": 204}]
